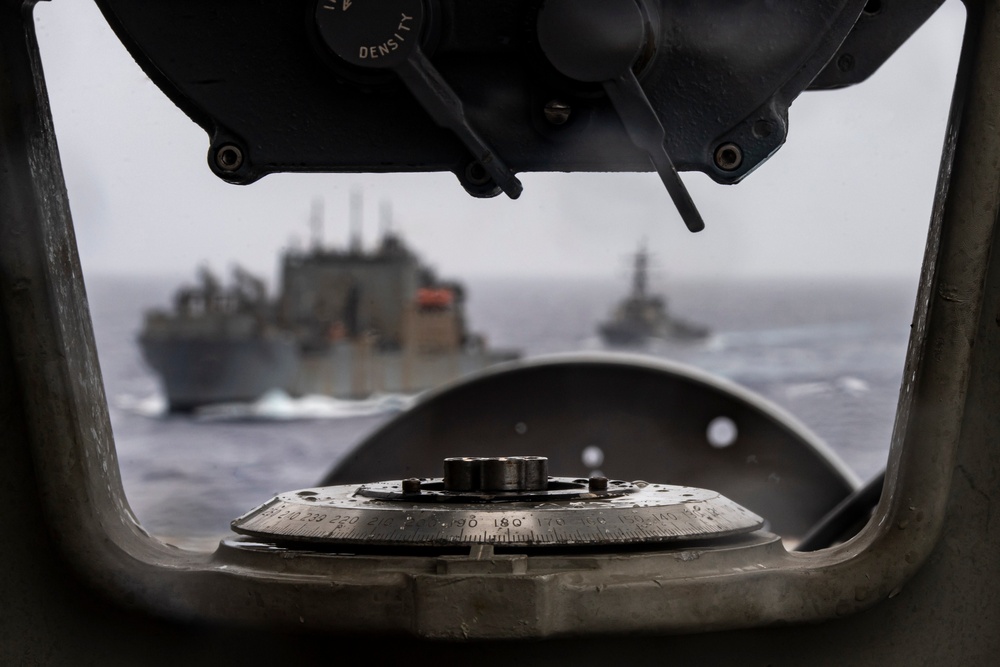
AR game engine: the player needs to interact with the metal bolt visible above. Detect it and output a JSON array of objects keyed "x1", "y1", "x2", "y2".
[
  {"x1": 752, "y1": 119, "x2": 774, "y2": 139},
  {"x1": 589, "y1": 476, "x2": 609, "y2": 492},
  {"x1": 215, "y1": 144, "x2": 244, "y2": 172},
  {"x1": 543, "y1": 100, "x2": 572, "y2": 125},
  {"x1": 465, "y1": 161, "x2": 492, "y2": 186},
  {"x1": 714, "y1": 142, "x2": 743, "y2": 171},
  {"x1": 402, "y1": 478, "x2": 422, "y2": 494}
]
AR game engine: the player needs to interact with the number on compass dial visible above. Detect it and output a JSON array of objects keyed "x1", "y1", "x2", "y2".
[
  {"x1": 314, "y1": 0, "x2": 522, "y2": 199},
  {"x1": 537, "y1": 0, "x2": 704, "y2": 232}
]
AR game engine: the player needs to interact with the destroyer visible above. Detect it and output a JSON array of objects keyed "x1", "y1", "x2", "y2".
[
  {"x1": 598, "y1": 244, "x2": 709, "y2": 346},
  {"x1": 139, "y1": 208, "x2": 518, "y2": 412}
]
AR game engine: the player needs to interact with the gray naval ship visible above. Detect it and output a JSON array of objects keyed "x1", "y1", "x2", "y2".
[
  {"x1": 140, "y1": 209, "x2": 518, "y2": 412},
  {"x1": 598, "y1": 244, "x2": 709, "y2": 346}
]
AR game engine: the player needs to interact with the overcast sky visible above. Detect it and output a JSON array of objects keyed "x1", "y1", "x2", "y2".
[{"x1": 32, "y1": 2, "x2": 966, "y2": 283}]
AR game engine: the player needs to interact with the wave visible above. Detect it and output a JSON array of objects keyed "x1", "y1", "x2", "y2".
[
  {"x1": 114, "y1": 392, "x2": 169, "y2": 418},
  {"x1": 783, "y1": 376, "x2": 871, "y2": 400},
  {"x1": 114, "y1": 389, "x2": 415, "y2": 421}
]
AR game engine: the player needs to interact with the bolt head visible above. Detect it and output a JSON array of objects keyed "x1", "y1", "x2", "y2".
[
  {"x1": 589, "y1": 476, "x2": 609, "y2": 492},
  {"x1": 714, "y1": 143, "x2": 743, "y2": 171},
  {"x1": 215, "y1": 145, "x2": 244, "y2": 172},
  {"x1": 544, "y1": 100, "x2": 572, "y2": 125}
]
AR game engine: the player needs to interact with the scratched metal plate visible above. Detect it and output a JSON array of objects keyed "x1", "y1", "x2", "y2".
[{"x1": 231, "y1": 478, "x2": 763, "y2": 547}]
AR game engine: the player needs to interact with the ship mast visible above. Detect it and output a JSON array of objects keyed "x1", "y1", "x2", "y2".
[
  {"x1": 309, "y1": 198, "x2": 324, "y2": 251},
  {"x1": 350, "y1": 189, "x2": 363, "y2": 253},
  {"x1": 379, "y1": 200, "x2": 393, "y2": 237},
  {"x1": 632, "y1": 243, "x2": 648, "y2": 299}
]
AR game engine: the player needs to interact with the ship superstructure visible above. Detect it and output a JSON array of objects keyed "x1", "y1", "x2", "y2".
[{"x1": 139, "y1": 208, "x2": 517, "y2": 411}]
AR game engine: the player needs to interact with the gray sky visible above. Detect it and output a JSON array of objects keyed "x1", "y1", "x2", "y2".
[{"x1": 33, "y1": 2, "x2": 966, "y2": 282}]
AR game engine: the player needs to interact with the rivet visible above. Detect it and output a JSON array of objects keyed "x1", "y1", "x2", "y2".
[
  {"x1": 714, "y1": 142, "x2": 743, "y2": 171},
  {"x1": 544, "y1": 100, "x2": 572, "y2": 125},
  {"x1": 215, "y1": 144, "x2": 244, "y2": 172}
]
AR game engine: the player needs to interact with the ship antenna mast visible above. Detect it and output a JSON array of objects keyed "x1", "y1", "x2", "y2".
[
  {"x1": 309, "y1": 198, "x2": 324, "y2": 251},
  {"x1": 379, "y1": 199, "x2": 393, "y2": 237},
  {"x1": 632, "y1": 242, "x2": 648, "y2": 298},
  {"x1": 350, "y1": 188, "x2": 363, "y2": 253}
]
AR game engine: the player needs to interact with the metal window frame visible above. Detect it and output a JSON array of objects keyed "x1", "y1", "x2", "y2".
[{"x1": 0, "y1": 0, "x2": 993, "y2": 639}]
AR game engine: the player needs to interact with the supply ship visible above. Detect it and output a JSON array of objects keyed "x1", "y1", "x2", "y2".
[
  {"x1": 139, "y1": 205, "x2": 519, "y2": 412},
  {"x1": 598, "y1": 244, "x2": 709, "y2": 346}
]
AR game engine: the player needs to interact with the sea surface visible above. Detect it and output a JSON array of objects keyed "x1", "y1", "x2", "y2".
[{"x1": 85, "y1": 273, "x2": 918, "y2": 542}]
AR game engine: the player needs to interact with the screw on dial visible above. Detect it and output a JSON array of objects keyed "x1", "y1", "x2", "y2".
[
  {"x1": 537, "y1": 0, "x2": 705, "y2": 232},
  {"x1": 315, "y1": 0, "x2": 522, "y2": 199}
]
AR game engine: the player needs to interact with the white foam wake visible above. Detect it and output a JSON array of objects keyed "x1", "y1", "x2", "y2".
[{"x1": 115, "y1": 389, "x2": 415, "y2": 421}]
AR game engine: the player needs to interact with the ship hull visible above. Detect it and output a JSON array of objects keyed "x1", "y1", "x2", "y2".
[
  {"x1": 139, "y1": 336, "x2": 300, "y2": 412},
  {"x1": 290, "y1": 345, "x2": 520, "y2": 399},
  {"x1": 142, "y1": 337, "x2": 519, "y2": 410},
  {"x1": 599, "y1": 319, "x2": 709, "y2": 347}
]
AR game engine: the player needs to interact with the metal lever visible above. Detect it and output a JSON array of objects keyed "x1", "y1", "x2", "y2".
[
  {"x1": 603, "y1": 70, "x2": 704, "y2": 232},
  {"x1": 314, "y1": 0, "x2": 521, "y2": 199},
  {"x1": 396, "y1": 47, "x2": 523, "y2": 199},
  {"x1": 537, "y1": 0, "x2": 704, "y2": 232}
]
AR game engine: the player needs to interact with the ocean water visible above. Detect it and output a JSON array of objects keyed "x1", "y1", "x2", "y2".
[{"x1": 85, "y1": 273, "x2": 918, "y2": 541}]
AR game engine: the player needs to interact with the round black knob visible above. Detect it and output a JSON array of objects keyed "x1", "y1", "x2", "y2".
[
  {"x1": 537, "y1": 0, "x2": 647, "y2": 83},
  {"x1": 313, "y1": 0, "x2": 522, "y2": 200},
  {"x1": 315, "y1": 0, "x2": 425, "y2": 70},
  {"x1": 443, "y1": 456, "x2": 549, "y2": 492}
]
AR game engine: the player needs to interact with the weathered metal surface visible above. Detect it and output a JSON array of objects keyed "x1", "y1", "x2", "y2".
[
  {"x1": 443, "y1": 456, "x2": 550, "y2": 493},
  {"x1": 231, "y1": 479, "x2": 763, "y2": 547},
  {"x1": 93, "y1": 0, "x2": 867, "y2": 188},
  {"x1": 2, "y1": 0, "x2": 1000, "y2": 662},
  {"x1": 810, "y1": 0, "x2": 948, "y2": 89}
]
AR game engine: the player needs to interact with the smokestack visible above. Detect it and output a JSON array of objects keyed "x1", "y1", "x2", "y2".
[
  {"x1": 309, "y1": 198, "x2": 324, "y2": 251},
  {"x1": 350, "y1": 188, "x2": 363, "y2": 253},
  {"x1": 379, "y1": 199, "x2": 393, "y2": 237}
]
